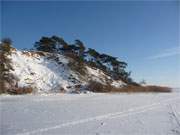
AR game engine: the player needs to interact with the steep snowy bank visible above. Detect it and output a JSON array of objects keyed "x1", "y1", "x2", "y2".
[
  {"x1": 9, "y1": 49, "x2": 125, "y2": 93},
  {"x1": 10, "y1": 50, "x2": 76, "y2": 93}
]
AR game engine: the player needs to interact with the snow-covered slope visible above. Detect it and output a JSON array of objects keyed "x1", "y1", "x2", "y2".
[{"x1": 9, "y1": 49, "x2": 125, "y2": 93}]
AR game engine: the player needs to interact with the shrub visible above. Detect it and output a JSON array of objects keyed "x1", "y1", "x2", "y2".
[
  {"x1": 87, "y1": 80, "x2": 172, "y2": 93},
  {"x1": 7, "y1": 86, "x2": 33, "y2": 94},
  {"x1": 68, "y1": 58, "x2": 86, "y2": 76},
  {"x1": 87, "y1": 80, "x2": 109, "y2": 92},
  {"x1": 109, "y1": 85, "x2": 172, "y2": 93},
  {"x1": 143, "y1": 85, "x2": 172, "y2": 93},
  {"x1": 59, "y1": 87, "x2": 65, "y2": 93}
]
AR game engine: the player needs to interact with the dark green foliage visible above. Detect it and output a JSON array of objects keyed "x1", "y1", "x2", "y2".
[
  {"x1": 51, "y1": 35, "x2": 69, "y2": 50},
  {"x1": 34, "y1": 35, "x2": 135, "y2": 85},
  {"x1": 51, "y1": 36, "x2": 68, "y2": 46},
  {"x1": 34, "y1": 37, "x2": 56, "y2": 52},
  {"x1": 1, "y1": 38, "x2": 12, "y2": 45},
  {"x1": 68, "y1": 44, "x2": 79, "y2": 52},
  {"x1": 0, "y1": 38, "x2": 12, "y2": 54},
  {"x1": 79, "y1": 56, "x2": 84, "y2": 63},
  {"x1": 86, "y1": 48, "x2": 132, "y2": 83},
  {"x1": 68, "y1": 58, "x2": 86, "y2": 76},
  {"x1": 87, "y1": 48, "x2": 100, "y2": 58},
  {"x1": 74, "y1": 39, "x2": 86, "y2": 57}
]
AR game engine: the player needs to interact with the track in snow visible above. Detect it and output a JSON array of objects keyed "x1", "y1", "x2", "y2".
[{"x1": 16, "y1": 96, "x2": 180, "y2": 135}]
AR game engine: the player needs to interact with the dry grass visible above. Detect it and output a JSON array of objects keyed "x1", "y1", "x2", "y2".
[
  {"x1": 87, "y1": 80, "x2": 109, "y2": 93},
  {"x1": 110, "y1": 85, "x2": 172, "y2": 93},
  {"x1": 87, "y1": 80, "x2": 172, "y2": 93},
  {"x1": 7, "y1": 86, "x2": 33, "y2": 94},
  {"x1": 68, "y1": 59, "x2": 86, "y2": 76},
  {"x1": 22, "y1": 51, "x2": 46, "y2": 58}
]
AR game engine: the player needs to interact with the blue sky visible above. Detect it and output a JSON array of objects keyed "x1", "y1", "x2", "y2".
[{"x1": 1, "y1": 1, "x2": 180, "y2": 87}]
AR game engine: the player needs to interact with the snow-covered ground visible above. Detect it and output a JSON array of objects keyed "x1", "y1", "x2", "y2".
[{"x1": 1, "y1": 90, "x2": 180, "y2": 135}]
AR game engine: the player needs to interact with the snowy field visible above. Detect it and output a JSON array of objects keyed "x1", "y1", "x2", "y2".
[{"x1": 1, "y1": 90, "x2": 180, "y2": 135}]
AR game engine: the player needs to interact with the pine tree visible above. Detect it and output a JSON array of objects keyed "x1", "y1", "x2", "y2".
[
  {"x1": 34, "y1": 37, "x2": 56, "y2": 52},
  {"x1": 88, "y1": 48, "x2": 100, "y2": 58},
  {"x1": 51, "y1": 35, "x2": 69, "y2": 51},
  {"x1": 74, "y1": 39, "x2": 85, "y2": 57}
]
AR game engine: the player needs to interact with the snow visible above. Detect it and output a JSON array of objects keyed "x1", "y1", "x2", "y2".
[
  {"x1": 84, "y1": 54, "x2": 96, "y2": 63},
  {"x1": 102, "y1": 61, "x2": 113, "y2": 71},
  {"x1": 9, "y1": 49, "x2": 124, "y2": 93},
  {"x1": 9, "y1": 50, "x2": 79, "y2": 93},
  {"x1": 84, "y1": 54, "x2": 125, "y2": 86},
  {"x1": 86, "y1": 66, "x2": 124, "y2": 86},
  {"x1": 111, "y1": 80, "x2": 125, "y2": 87},
  {"x1": 86, "y1": 66, "x2": 107, "y2": 83},
  {"x1": 1, "y1": 90, "x2": 180, "y2": 135}
]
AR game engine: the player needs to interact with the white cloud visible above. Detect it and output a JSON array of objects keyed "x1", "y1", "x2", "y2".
[{"x1": 147, "y1": 46, "x2": 180, "y2": 60}]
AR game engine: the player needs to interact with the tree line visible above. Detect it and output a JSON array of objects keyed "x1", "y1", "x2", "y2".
[
  {"x1": 0, "y1": 35, "x2": 136, "y2": 94},
  {"x1": 34, "y1": 36, "x2": 134, "y2": 84}
]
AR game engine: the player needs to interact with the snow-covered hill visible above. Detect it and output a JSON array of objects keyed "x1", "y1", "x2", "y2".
[{"x1": 9, "y1": 49, "x2": 125, "y2": 93}]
